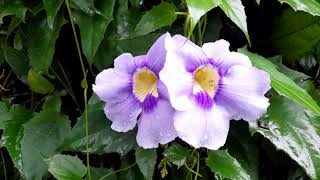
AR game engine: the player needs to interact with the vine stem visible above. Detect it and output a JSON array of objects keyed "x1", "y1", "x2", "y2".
[
  {"x1": 175, "y1": 12, "x2": 188, "y2": 16},
  {"x1": 184, "y1": 163, "x2": 202, "y2": 177},
  {"x1": 99, "y1": 162, "x2": 137, "y2": 180},
  {"x1": 65, "y1": 0, "x2": 91, "y2": 180},
  {"x1": 194, "y1": 152, "x2": 200, "y2": 180},
  {"x1": 0, "y1": 149, "x2": 7, "y2": 180}
]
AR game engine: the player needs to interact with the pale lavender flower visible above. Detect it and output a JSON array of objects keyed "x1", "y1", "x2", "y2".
[
  {"x1": 160, "y1": 35, "x2": 271, "y2": 150},
  {"x1": 93, "y1": 33, "x2": 177, "y2": 148}
]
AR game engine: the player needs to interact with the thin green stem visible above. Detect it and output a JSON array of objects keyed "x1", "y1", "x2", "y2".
[
  {"x1": 184, "y1": 163, "x2": 202, "y2": 177},
  {"x1": 65, "y1": 0, "x2": 90, "y2": 179},
  {"x1": 57, "y1": 62, "x2": 81, "y2": 108},
  {"x1": 1, "y1": 149, "x2": 7, "y2": 180},
  {"x1": 1, "y1": 70, "x2": 12, "y2": 93},
  {"x1": 315, "y1": 64, "x2": 320, "y2": 79},
  {"x1": 50, "y1": 67, "x2": 80, "y2": 109},
  {"x1": 84, "y1": 87, "x2": 90, "y2": 177},
  {"x1": 197, "y1": 20, "x2": 203, "y2": 46},
  {"x1": 65, "y1": 0, "x2": 86, "y2": 77},
  {"x1": 194, "y1": 153, "x2": 200, "y2": 180},
  {"x1": 201, "y1": 15, "x2": 207, "y2": 39},
  {"x1": 99, "y1": 162, "x2": 137, "y2": 180},
  {"x1": 175, "y1": 12, "x2": 188, "y2": 16}
]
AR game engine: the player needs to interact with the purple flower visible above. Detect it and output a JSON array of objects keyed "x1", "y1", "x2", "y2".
[
  {"x1": 160, "y1": 35, "x2": 271, "y2": 150},
  {"x1": 93, "y1": 33, "x2": 177, "y2": 148}
]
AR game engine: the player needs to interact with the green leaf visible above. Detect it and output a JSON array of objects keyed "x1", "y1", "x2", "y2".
[
  {"x1": 163, "y1": 143, "x2": 189, "y2": 168},
  {"x1": 71, "y1": 0, "x2": 98, "y2": 15},
  {"x1": 206, "y1": 150, "x2": 251, "y2": 180},
  {"x1": 94, "y1": 33, "x2": 161, "y2": 70},
  {"x1": 48, "y1": 154, "x2": 86, "y2": 180},
  {"x1": 13, "y1": 32, "x2": 23, "y2": 50},
  {"x1": 43, "y1": 0, "x2": 64, "y2": 29},
  {"x1": 43, "y1": 95, "x2": 61, "y2": 112},
  {"x1": 4, "y1": 47, "x2": 28, "y2": 77},
  {"x1": 278, "y1": 0, "x2": 320, "y2": 16},
  {"x1": 271, "y1": 8, "x2": 320, "y2": 60},
  {"x1": 239, "y1": 48, "x2": 320, "y2": 116},
  {"x1": 73, "y1": 0, "x2": 115, "y2": 63},
  {"x1": 26, "y1": 14, "x2": 65, "y2": 73},
  {"x1": 27, "y1": 69, "x2": 54, "y2": 94},
  {"x1": 61, "y1": 96, "x2": 137, "y2": 155},
  {"x1": 135, "y1": 147, "x2": 157, "y2": 180},
  {"x1": 219, "y1": 0, "x2": 250, "y2": 44},
  {"x1": 0, "y1": 1, "x2": 27, "y2": 24},
  {"x1": 187, "y1": 0, "x2": 249, "y2": 43},
  {"x1": 134, "y1": 2, "x2": 177, "y2": 36},
  {"x1": 21, "y1": 110, "x2": 71, "y2": 180},
  {"x1": 186, "y1": 0, "x2": 218, "y2": 33},
  {"x1": 250, "y1": 93, "x2": 320, "y2": 179},
  {"x1": 0, "y1": 106, "x2": 33, "y2": 174},
  {"x1": 110, "y1": 1, "x2": 142, "y2": 40}
]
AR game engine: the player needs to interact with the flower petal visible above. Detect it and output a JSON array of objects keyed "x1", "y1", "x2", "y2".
[
  {"x1": 174, "y1": 105, "x2": 230, "y2": 150},
  {"x1": 202, "y1": 40, "x2": 251, "y2": 72},
  {"x1": 165, "y1": 34, "x2": 207, "y2": 70},
  {"x1": 136, "y1": 100, "x2": 177, "y2": 148},
  {"x1": 114, "y1": 53, "x2": 136, "y2": 75},
  {"x1": 202, "y1": 39, "x2": 230, "y2": 58},
  {"x1": 146, "y1": 33, "x2": 169, "y2": 73},
  {"x1": 93, "y1": 68, "x2": 131, "y2": 102},
  {"x1": 104, "y1": 95, "x2": 142, "y2": 132},
  {"x1": 160, "y1": 51, "x2": 195, "y2": 111},
  {"x1": 216, "y1": 65, "x2": 271, "y2": 121}
]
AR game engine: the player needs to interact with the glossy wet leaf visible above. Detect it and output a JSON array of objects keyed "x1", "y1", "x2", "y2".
[
  {"x1": 186, "y1": 0, "x2": 218, "y2": 33},
  {"x1": 250, "y1": 93, "x2": 320, "y2": 179},
  {"x1": 206, "y1": 150, "x2": 251, "y2": 179},
  {"x1": 110, "y1": 1, "x2": 142, "y2": 40},
  {"x1": 134, "y1": 2, "x2": 177, "y2": 36},
  {"x1": 48, "y1": 154, "x2": 86, "y2": 180},
  {"x1": 61, "y1": 95, "x2": 137, "y2": 155},
  {"x1": 43, "y1": 0, "x2": 64, "y2": 29},
  {"x1": 27, "y1": 69, "x2": 54, "y2": 94},
  {"x1": 73, "y1": 0, "x2": 115, "y2": 63},
  {"x1": 135, "y1": 147, "x2": 157, "y2": 180},
  {"x1": 0, "y1": 0, "x2": 27, "y2": 24},
  {"x1": 71, "y1": 0, "x2": 99, "y2": 15},
  {"x1": 163, "y1": 143, "x2": 189, "y2": 168},
  {"x1": 0, "y1": 106, "x2": 33, "y2": 174},
  {"x1": 271, "y1": 9, "x2": 320, "y2": 60},
  {"x1": 278, "y1": 0, "x2": 320, "y2": 16},
  {"x1": 21, "y1": 110, "x2": 71, "y2": 180},
  {"x1": 94, "y1": 33, "x2": 161, "y2": 70},
  {"x1": 26, "y1": 14, "x2": 65, "y2": 73},
  {"x1": 239, "y1": 48, "x2": 320, "y2": 116}
]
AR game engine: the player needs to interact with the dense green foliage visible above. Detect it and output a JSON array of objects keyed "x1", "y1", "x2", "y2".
[{"x1": 0, "y1": 0, "x2": 320, "y2": 179}]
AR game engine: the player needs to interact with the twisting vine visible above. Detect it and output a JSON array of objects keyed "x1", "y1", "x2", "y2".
[{"x1": 64, "y1": 0, "x2": 91, "y2": 179}]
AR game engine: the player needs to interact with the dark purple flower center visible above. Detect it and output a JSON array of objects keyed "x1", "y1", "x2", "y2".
[{"x1": 132, "y1": 67, "x2": 159, "y2": 112}]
